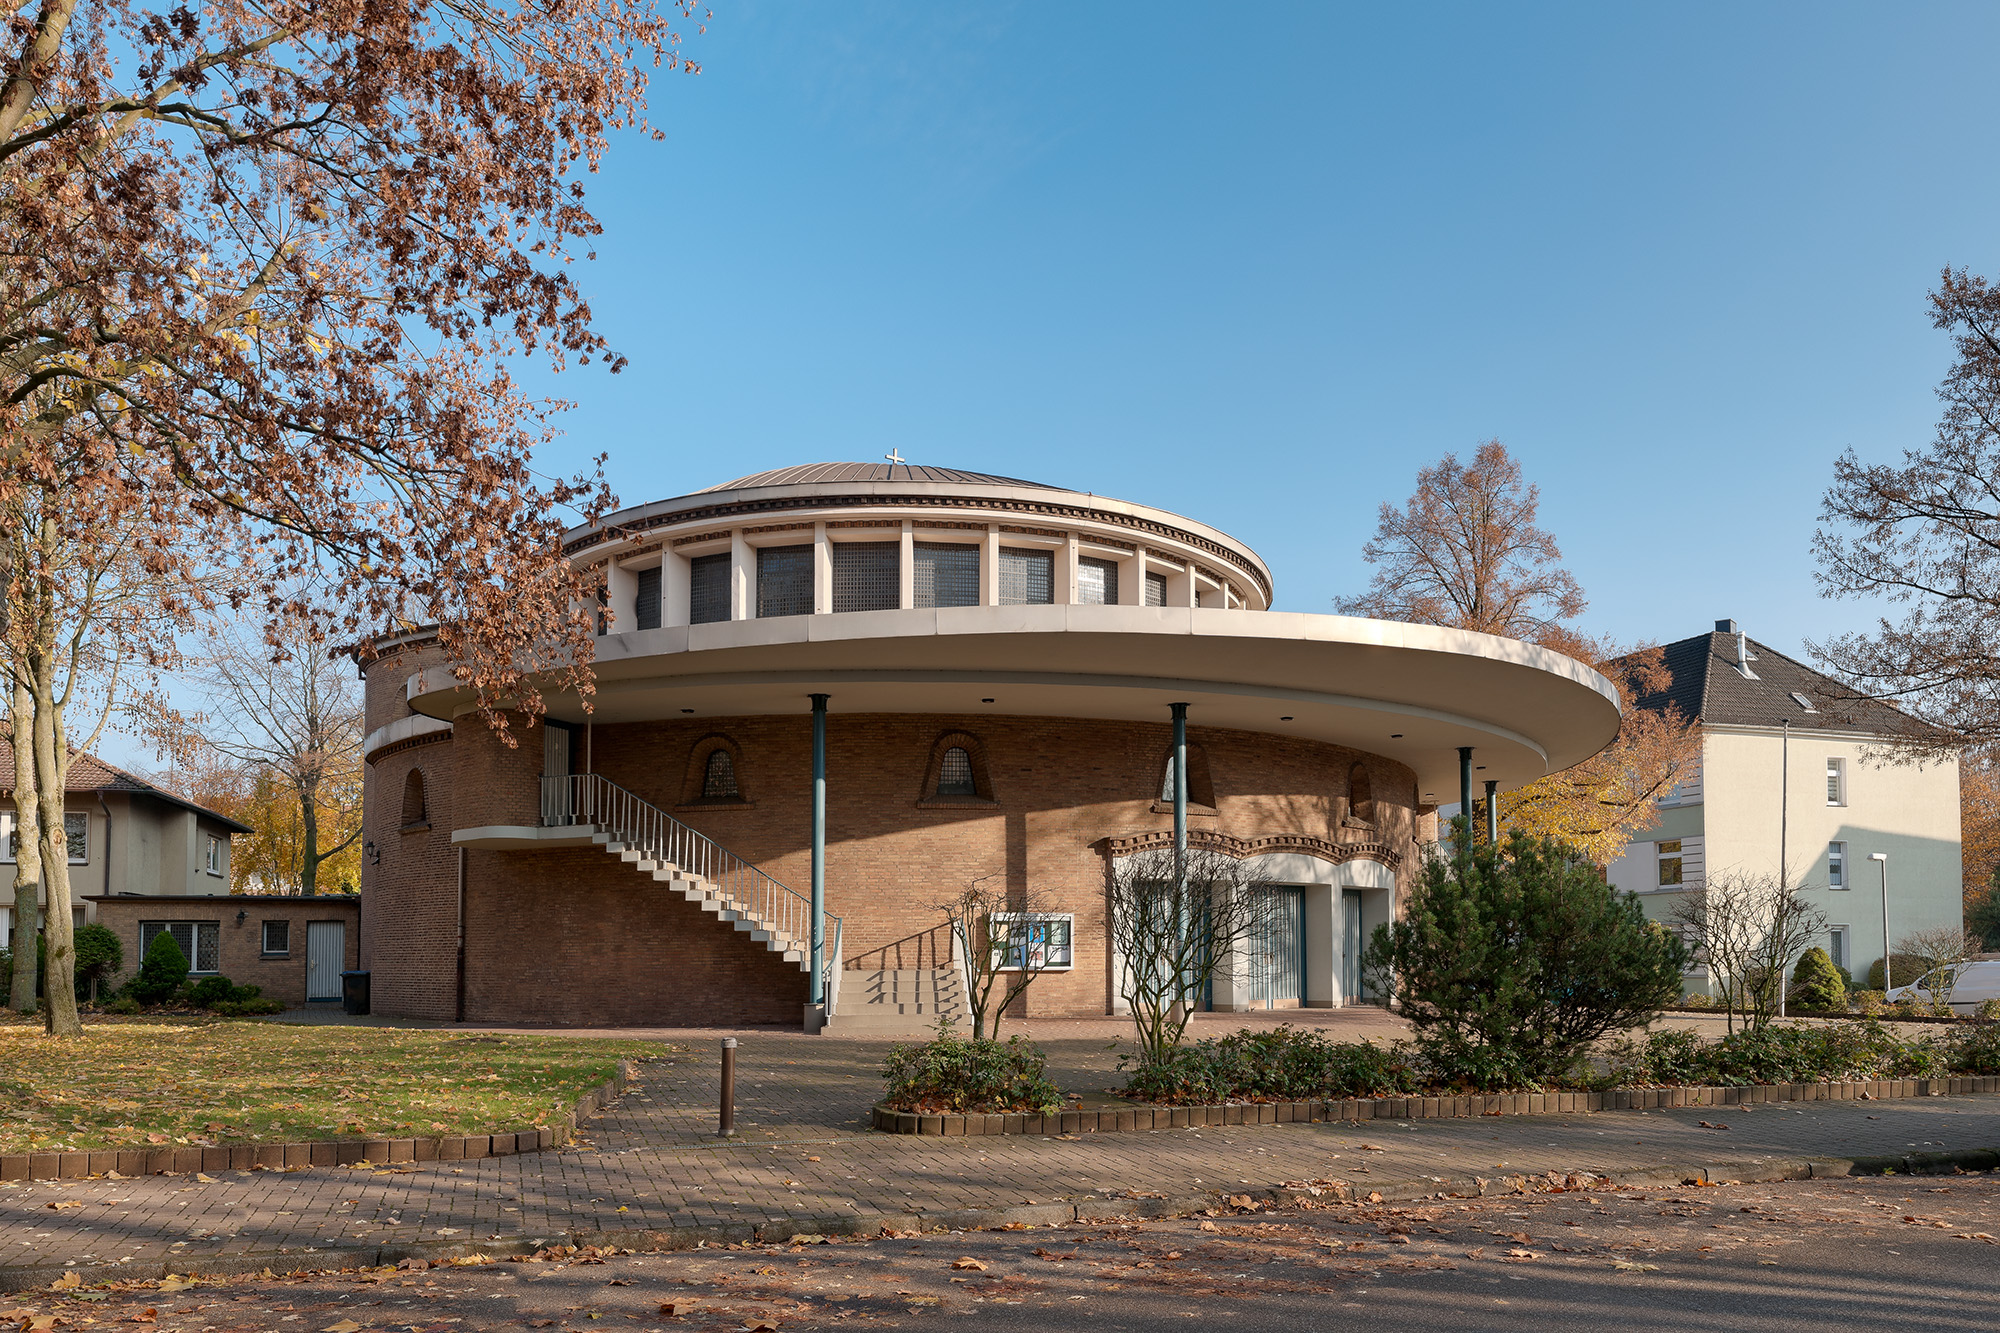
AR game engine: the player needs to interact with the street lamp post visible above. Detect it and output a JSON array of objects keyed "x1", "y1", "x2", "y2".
[{"x1": 1870, "y1": 852, "x2": 1891, "y2": 991}]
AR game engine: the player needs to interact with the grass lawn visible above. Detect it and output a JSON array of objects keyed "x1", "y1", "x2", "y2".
[{"x1": 0, "y1": 1016, "x2": 670, "y2": 1154}]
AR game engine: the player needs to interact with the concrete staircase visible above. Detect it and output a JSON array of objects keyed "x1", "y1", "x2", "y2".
[
  {"x1": 546, "y1": 773, "x2": 842, "y2": 1021},
  {"x1": 821, "y1": 968, "x2": 968, "y2": 1037}
]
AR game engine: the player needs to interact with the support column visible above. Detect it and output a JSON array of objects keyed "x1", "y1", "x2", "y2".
[
  {"x1": 808, "y1": 693, "x2": 828, "y2": 1031},
  {"x1": 1457, "y1": 747, "x2": 1474, "y2": 858},
  {"x1": 1484, "y1": 779, "x2": 1499, "y2": 845}
]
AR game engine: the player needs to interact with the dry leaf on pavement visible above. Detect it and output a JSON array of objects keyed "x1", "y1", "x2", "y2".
[{"x1": 951, "y1": 1257, "x2": 988, "y2": 1271}]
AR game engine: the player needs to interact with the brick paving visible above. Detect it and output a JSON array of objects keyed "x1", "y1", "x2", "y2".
[{"x1": 6, "y1": 1017, "x2": 2000, "y2": 1289}]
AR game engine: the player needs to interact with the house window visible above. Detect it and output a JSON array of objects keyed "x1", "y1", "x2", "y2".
[
  {"x1": 913, "y1": 542, "x2": 979, "y2": 609},
  {"x1": 139, "y1": 920, "x2": 221, "y2": 974},
  {"x1": 1657, "y1": 839, "x2": 1684, "y2": 887},
  {"x1": 993, "y1": 913, "x2": 1074, "y2": 971},
  {"x1": 756, "y1": 544, "x2": 814, "y2": 618},
  {"x1": 262, "y1": 920, "x2": 291, "y2": 956},
  {"x1": 61, "y1": 812, "x2": 87, "y2": 864},
  {"x1": 702, "y1": 749, "x2": 740, "y2": 800},
  {"x1": 635, "y1": 565, "x2": 662, "y2": 631},
  {"x1": 1143, "y1": 570, "x2": 1167, "y2": 607},
  {"x1": 831, "y1": 541, "x2": 899, "y2": 613},
  {"x1": 1826, "y1": 757, "x2": 1846, "y2": 806},
  {"x1": 689, "y1": 552, "x2": 731, "y2": 624},
  {"x1": 998, "y1": 547, "x2": 1053, "y2": 606},
  {"x1": 204, "y1": 835, "x2": 222, "y2": 876},
  {"x1": 1828, "y1": 840, "x2": 1847, "y2": 890},
  {"x1": 1828, "y1": 925, "x2": 1849, "y2": 971},
  {"x1": 937, "y1": 747, "x2": 976, "y2": 797},
  {"x1": 1076, "y1": 557, "x2": 1119, "y2": 606},
  {"x1": 1348, "y1": 762, "x2": 1374, "y2": 825}
]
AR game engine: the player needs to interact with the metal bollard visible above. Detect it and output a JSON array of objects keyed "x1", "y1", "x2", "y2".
[{"x1": 718, "y1": 1037, "x2": 738, "y2": 1138}]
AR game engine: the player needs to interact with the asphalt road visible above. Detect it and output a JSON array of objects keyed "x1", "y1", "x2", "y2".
[{"x1": 6, "y1": 1173, "x2": 1997, "y2": 1331}]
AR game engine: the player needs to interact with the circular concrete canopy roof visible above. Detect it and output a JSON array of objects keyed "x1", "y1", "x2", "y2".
[
  {"x1": 696, "y1": 462, "x2": 1055, "y2": 492},
  {"x1": 404, "y1": 605, "x2": 1623, "y2": 800}
]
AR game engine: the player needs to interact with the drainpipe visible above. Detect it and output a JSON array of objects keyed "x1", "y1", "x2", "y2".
[
  {"x1": 1483, "y1": 779, "x2": 1498, "y2": 846},
  {"x1": 1778, "y1": 719, "x2": 1789, "y2": 1019},
  {"x1": 1457, "y1": 748, "x2": 1474, "y2": 859},
  {"x1": 454, "y1": 846, "x2": 467, "y2": 1023},
  {"x1": 95, "y1": 793, "x2": 112, "y2": 1003},
  {"x1": 809, "y1": 694, "x2": 828, "y2": 1018}
]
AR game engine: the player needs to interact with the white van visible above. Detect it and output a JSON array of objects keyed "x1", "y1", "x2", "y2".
[{"x1": 1885, "y1": 960, "x2": 2000, "y2": 1014}]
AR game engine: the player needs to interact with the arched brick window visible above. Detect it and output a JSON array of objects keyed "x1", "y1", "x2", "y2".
[
  {"x1": 679, "y1": 735, "x2": 751, "y2": 806},
  {"x1": 1348, "y1": 762, "x2": 1374, "y2": 826},
  {"x1": 1154, "y1": 744, "x2": 1215, "y2": 809},
  {"x1": 401, "y1": 769, "x2": 427, "y2": 827},
  {"x1": 920, "y1": 731, "x2": 994, "y2": 803}
]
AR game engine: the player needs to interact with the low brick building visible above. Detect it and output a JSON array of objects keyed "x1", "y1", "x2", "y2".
[
  {"x1": 358, "y1": 462, "x2": 1622, "y2": 1030},
  {"x1": 86, "y1": 895, "x2": 360, "y2": 1007}
]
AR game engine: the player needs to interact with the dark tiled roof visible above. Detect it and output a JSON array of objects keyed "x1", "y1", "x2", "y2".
[
  {"x1": 0, "y1": 739, "x2": 254, "y2": 833},
  {"x1": 1617, "y1": 630, "x2": 1936, "y2": 739},
  {"x1": 696, "y1": 462, "x2": 1056, "y2": 493}
]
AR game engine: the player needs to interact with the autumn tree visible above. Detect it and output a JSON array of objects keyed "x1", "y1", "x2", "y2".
[
  {"x1": 174, "y1": 610, "x2": 364, "y2": 896},
  {"x1": 1340, "y1": 441, "x2": 1700, "y2": 861},
  {"x1": 0, "y1": 0, "x2": 706, "y2": 1033},
  {"x1": 1962, "y1": 756, "x2": 2000, "y2": 911},
  {"x1": 1812, "y1": 269, "x2": 2000, "y2": 751}
]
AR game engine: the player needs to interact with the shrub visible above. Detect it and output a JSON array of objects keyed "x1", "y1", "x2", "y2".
[
  {"x1": 1121, "y1": 1026, "x2": 1425, "y2": 1105},
  {"x1": 101, "y1": 994, "x2": 142, "y2": 1015},
  {"x1": 1681, "y1": 992, "x2": 1713, "y2": 1009},
  {"x1": 1789, "y1": 947, "x2": 1848, "y2": 1012},
  {"x1": 1612, "y1": 1028, "x2": 1714, "y2": 1085},
  {"x1": 880, "y1": 1028, "x2": 1062, "y2": 1114},
  {"x1": 1853, "y1": 989, "x2": 1886, "y2": 1016},
  {"x1": 186, "y1": 975, "x2": 237, "y2": 1008},
  {"x1": 1866, "y1": 953, "x2": 1931, "y2": 992},
  {"x1": 129, "y1": 932, "x2": 190, "y2": 1004},
  {"x1": 211, "y1": 995, "x2": 285, "y2": 1017},
  {"x1": 1979, "y1": 998, "x2": 2000, "y2": 1024},
  {"x1": 1951, "y1": 1024, "x2": 2000, "y2": 1076},
  {"x1": 73, "y1": 923, "x2": 123, "y2": 1000},
  {"x1": 1365, "y1": 833, "x2": 1686, "y2": 1087}
]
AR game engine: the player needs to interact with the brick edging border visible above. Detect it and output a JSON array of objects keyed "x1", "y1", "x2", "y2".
[
  {"x1": 872, "y1": 1073, "x2": 2000, "y2": 1135},
  {"x1": 5, "y1": 1145, "x2": 1990, "y2": 1296},
  {"x1": 0, "y1": 1060, "x2": 637, "y2": 1183}
]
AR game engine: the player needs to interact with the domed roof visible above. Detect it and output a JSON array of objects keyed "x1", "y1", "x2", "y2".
[{"x1": 697, "y1": 462, "x2": 1056, "y2": 493}]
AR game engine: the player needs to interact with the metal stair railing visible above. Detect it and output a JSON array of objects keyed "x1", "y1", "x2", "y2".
[{"x1": 541, "y1": 773, "x2": 840, "y2": 973}]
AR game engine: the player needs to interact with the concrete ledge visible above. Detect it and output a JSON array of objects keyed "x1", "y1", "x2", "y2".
[
  {"x1": 0, "y1": 1061, "x2": 636, "y2": 1182},
  {"x1": 871, "y1": 1073, "x2": 2000, "y2": 1136}
]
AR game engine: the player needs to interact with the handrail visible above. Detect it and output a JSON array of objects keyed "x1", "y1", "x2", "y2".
[{"x1": 541, "y1": 773, "x2": 841, "y2": 965}]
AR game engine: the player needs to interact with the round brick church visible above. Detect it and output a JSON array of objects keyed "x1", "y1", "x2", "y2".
[{"x1": 358, "y1": 463, "x2": 1619, "y2": 1030}]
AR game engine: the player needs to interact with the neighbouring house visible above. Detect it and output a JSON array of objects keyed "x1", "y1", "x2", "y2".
[
  {"x1": 1, "y1": 740, "x2": 358, "y2": 1006},
  {"x1": 1607, "y1": 620, "x2": 1963, "y2": 992},
  {"x1": 357, "y1": 461, "x2": 1622, "y2": 1030}
]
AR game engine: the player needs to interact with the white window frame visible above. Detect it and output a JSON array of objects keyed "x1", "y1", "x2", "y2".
[
  {"x1": 3, "y1": 812, "x2": 88, "y2": 863},
  {"x1": 1826, "y1": 757, "x2": 1847, "y2": 807},
  {"x1": 1656, "y1": 838, "x2": 1684, "y2": 888},
  {"x1": 139, "y1": 920, "x2": 223, "y2": 975},
  {"x1": 204, "y1": 834, "x2": 223, "y2": 876},
  {"x1": 991, "y1": 912, "x2": 1075, "y2": 972},
  {"x1": 261, "y1": 919, "x2": 291, "y2": 956},
  {"x1": 1828, "y1": 925, "x2": 1849, "y2": 972},
  {"x1": 63, "y1": 812, "x2": 86, "y2": 864},
  {"x1": 1827, "y1": 840, "x2": 1847, "y2": 890}
]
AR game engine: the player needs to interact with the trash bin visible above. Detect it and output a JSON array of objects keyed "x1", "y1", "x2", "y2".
[{"x1": 340, "y1": 970, "x2": 371, "y2": 1016}]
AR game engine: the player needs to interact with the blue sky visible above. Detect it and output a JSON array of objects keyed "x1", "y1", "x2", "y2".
[{"x1": 520, "y1": 1, "x2": 2000, "y2": 657}]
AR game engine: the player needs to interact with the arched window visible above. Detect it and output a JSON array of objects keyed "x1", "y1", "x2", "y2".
[
  {"x1": 937, "y1": 747, "x2": 976, "y2": 797},
  {"x1": 401, "y1": 769, "x2": 427, "y2": 827},
  {"x1": 1348, "y1": 762, "x2": 1374, "y2": 825},
  {"x1": 702, "y1": 749, "x2": 740, "y2": 800},
  {"x1": 1154, "y1": 745, "x2": 1215, "y2": 808}
]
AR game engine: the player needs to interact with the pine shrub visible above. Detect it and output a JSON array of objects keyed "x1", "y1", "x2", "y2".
[
  {"x1": 129, "y1": 931, "x2": 190, "y2": 1004},
  {"x1": 1790, "y1": 947, "x2": 1848, "y2": 1012}
]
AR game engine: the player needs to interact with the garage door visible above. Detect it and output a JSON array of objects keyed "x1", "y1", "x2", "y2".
[{"x1": 1244, "y1": 886, "x2": 1306, "y2": 1009}]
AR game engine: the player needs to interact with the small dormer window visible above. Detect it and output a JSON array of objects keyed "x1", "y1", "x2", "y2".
[{"x1": 1790, "y1": 691, "x2": 1816, "y2": 713}]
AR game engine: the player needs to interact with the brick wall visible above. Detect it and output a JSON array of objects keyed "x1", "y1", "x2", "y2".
[{"x1": 88, "y1": 896, "x2": 359, "y2": 1007}]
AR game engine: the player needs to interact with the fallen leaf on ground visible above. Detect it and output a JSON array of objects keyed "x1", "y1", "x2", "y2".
[
  {"x1": 1697, "y1": 1122, "x2": 1730, "y2": 1130},
  {"x1": 1504, "y1": 1249, "x2": 1539, "y2": 1260},
  {"x1": 744, "y1": 1321, "x2": 779, "y2": 1332},
  {"x1": 48, "y1": 1273, "x2": 80, "y2": 1292},
  {"x1": 658, "y1": 1302, "x2": 695, "y2": 1317},
  {"x1": 46, "y1": 1200, "x2": 81, "y2": 1211},
  {"x1": 1613, "y1": 1260, "x2": 1659, "y2": 1272},
  {"x1": 322, "y1": 1321, "x2": 366, "y2": 1333},
  {"x1": 952, "y1": 1258, "x2": 988, "y2": 1271}
]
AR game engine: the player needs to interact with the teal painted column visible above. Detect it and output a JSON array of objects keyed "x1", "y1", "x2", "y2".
[
  {"x1": 1457, "y1": 746, "x2": 1474, "y2": 858},
  {"x1": 1170, "y1": 702, "x2": 1189, "y2": 878},
  {"x1": 810, "y1": 693, "x2": 828, "y2": 1008},
  {"x1": 1484, "y1": 779, "x2": 1499, "y2": 845}
]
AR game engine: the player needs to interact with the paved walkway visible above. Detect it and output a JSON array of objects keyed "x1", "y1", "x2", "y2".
[{"x1": 7, "y1": 1020, "x2": 2000, "y2": 1291}]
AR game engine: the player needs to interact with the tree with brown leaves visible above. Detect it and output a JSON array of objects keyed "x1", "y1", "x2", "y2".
[
  {"x1": 1337, "y1": 439, "x2": 1586, "y2": 638},
  {"x1": 1340, "y1": 442, "x2": 1700, "y2": 863},
  {"x1": 1813, "y1": 269, "x2": 2000, "y2": 753},
  {"x1": 0, "y1": 0, "x2": 705, "y2": 1033}
]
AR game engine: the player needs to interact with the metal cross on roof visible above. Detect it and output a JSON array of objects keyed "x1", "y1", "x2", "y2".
[{"x1": 884, "y1": 448, "x2": 906, "y2": 466}]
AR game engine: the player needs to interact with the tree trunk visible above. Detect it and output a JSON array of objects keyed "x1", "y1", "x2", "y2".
[
  {"x1": 30, "y1": 654, "x2": 80, "y2": 1036},
  {"x1": 7, "y1": 677, "x2": 40, "y2": 1013},
  {"x1": 298, "y1": 772, "x2": 320, "y2": 896}
]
